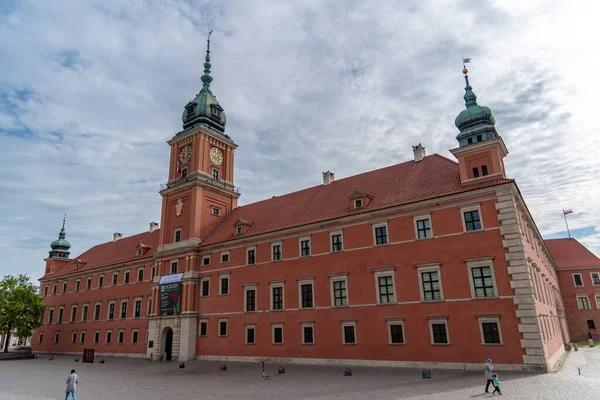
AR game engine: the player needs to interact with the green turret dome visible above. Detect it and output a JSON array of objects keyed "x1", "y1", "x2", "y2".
[
  {"x1": 455, "y1": 69, "x2": 499, "y2": 147},
  {"x1": 49, "y1": 216, "x2": 71, "y2": 259},
  {"x1": 181, "y1": 35, "x2": 227, "y2": 133}
]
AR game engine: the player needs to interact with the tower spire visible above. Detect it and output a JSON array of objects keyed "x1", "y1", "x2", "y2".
[
  {"x1": 49, "y1": 214, "x2": 71, "y2": 258},
  {"x1": 201, "y1": 29, "x2": 214, "y2": 91},
  {"x1": 462, "y1": 65, "x2": 478, "y2": 108}
]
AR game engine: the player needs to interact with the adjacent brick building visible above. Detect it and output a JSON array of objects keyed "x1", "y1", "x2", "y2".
[{"x1": 33, "y1": 39, "x2": 585, "y2": 372}]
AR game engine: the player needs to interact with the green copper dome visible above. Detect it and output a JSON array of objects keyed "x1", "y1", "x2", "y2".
[
  {"x1": 49, "y1": 216, "x2": 71, "y2": 259},
  {"x1": 455, "y1": 71, "x2": 498, "y2": 147},
  {"x1": 181, "y1": 35, "x2": 227, "y2": 133}
]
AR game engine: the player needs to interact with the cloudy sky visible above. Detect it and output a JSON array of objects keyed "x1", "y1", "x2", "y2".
[{"x1": 1, "y1": 0, "x2": 599, "y2": 281}]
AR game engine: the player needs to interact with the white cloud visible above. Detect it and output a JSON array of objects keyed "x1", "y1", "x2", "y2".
[{"x1": 1, "y1": 0, "x2": 599, "y2": 280}]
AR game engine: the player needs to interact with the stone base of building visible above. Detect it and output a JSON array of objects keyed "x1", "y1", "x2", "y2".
[
  {"x1": 547, "y1": 344, "x2": 567, "y2": 372},
  {"x1": 34, "y1": 350, "x2": 147, "y2": 359}
]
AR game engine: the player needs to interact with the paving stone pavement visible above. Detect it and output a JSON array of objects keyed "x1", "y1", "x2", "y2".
[{"x1": 1, "y1": 349, "x2": 600, "y2": 399}]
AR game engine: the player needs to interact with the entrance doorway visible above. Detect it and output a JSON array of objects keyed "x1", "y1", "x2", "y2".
[{"x1": 163, "y1": 327, "x2": 173, "y2": 361}]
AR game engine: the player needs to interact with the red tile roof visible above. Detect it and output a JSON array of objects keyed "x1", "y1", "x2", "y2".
[
  {"x1": 202, "y1": 154, "x2": 513, "y2": 245},
  {"x1": 49, "y1": 229, "x2": 160, "y2": 278},
  {"x1": 545, "y1": 238, "x2": 600, "y2": 269}
]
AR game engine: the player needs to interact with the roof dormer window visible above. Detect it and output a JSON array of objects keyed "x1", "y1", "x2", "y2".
[
  {"x1": 236, "y1": 226, "x2": 243, "y2": 235},
  {"x1": 186, "y1": 104, "x2": 196, "y2": 116},
  {"x1": 354, "y1": 199, "x2": 363, "y2": 209},
  {"x1": 211, "y1": 106, "x2": 221, "y2": 117}
]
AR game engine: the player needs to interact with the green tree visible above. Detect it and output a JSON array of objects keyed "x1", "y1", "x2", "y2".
[{"x1": 0, "y1": 274, "x2": 45, "y2": 352}]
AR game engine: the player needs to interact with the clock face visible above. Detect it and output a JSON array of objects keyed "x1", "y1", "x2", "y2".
[
  {"x1": 210, "y1": 147, "x2": 223, "y2": 165},
  {"x1": 179, "y1": 146, "x2": 192, "y2": 164}
]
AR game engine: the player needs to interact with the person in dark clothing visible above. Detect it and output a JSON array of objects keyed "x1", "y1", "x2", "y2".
[{"x1": 484, "y1": 359, "x2": 494, "y2": 392}]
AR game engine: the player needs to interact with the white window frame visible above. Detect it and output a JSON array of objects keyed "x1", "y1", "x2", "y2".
[
  {"x1": 119, "y1": 299, "x2": 128, "y2": 319},
  {"x1": 246, "y1": 246, "x2": 256, "y2": 265},
  {"x1": 465, "y1": 257, "x2": 498, "y2": 299},
  {"x1": 372, "y1": 222, "x2": 389, "y2": 246},
  {"x1": 54, "y1": 332, "x2": 60, "y2": 344},
  {"x1": 373, "y1": 268, "x2": 397, "y2": 304},
  {"x1": 301, "y1": 322, "x2": 315, "y2": 345},
  {"x1": 71, "y1": 331, "x2": 77, "y2": 344},
  {"x1": 354, "y1": 199, "x2": 363, "y2": 209},
  {"x1": 124, "y1": 270, "x2": 131, "y2": 284},
  {"x1": 211, "y1": 207, "x2": 221, "y2": 216},
  {"x1": 218, "y1": 273, "x2": 230, "y2": 296},
  {"x1": 58, "y1": 306, "x2": 64, "y2": 323},
  {"x1": 105, "y1": 329, "x2": 112, "y2": 344},
  {"x1": 477, "y1": 315, "x2": 503, "y2": 345},
  {"x1": 595, "y1": 294, "x2": 600, "y2": 310},
  {"x1": 271, "y1": 242, "x2": 283, "y2": 262},
  {"x1": 112, "y1": 272, "x2": 118, "y2": 286},
  {"x1": 387, "y1": 318, "x2": 406, "y2": 345},
  {"x1": 38, "y1": 332, "x2": 44, "y2": 344},
  {"x1": 272, "y1": 323, "x2": 284, "y2": 345},
  {"x1": 428, "y1": 317, "x2": 450, "y2": 345},
  {"x1": 170, "y1": 259, "x2": 178, "y2": 274},
  {"x1": 299, "y1": 237, "x2": 311, "y2": 257},
  {"x1": 98, "y1": 274, "x2": 104, "y2": 288},
  {"x1": 244, "y1": 284, "x2": 258, "y2": 312},
  {"x1": 75, "y1": 279, "x2": 81, "y2": 292},
  {"x1": 202, "y1": 256, "x2": 211, "y2": 266},
  {"x1": 577, "y1": 294, "x2": 591, "y2": 310},
  {"x1": 330, "y1": 231, "x2": 344, "y2": 252},
  {"x1": 137, "y1": 267, "x2": 144, "y2": 282},
  {"x1": 198, "y1": 319, "x2": 208, "y2": 337},
  {"x1": 93, "y1": 329, "x2": 100, "y2": 344},
  {"x1": 270, "y1": 281, "x2": 285, "y2": 311},
  {"x1": 70, "y1": 305, "x2": 78, "y2": 323},
  {"x1": 117, "y1": 329, "x2": 125, "y2": 344},
  {"x1": 133, "y1": 297, "x2": 143, "y2": 318},
  {"x1": 81, "y1": 304, "x2": 89, "y2": 322},
  {"x1": 174, "y1": 228, "x2": 182, "y2": 243},
  {"x1": 131, "y1": 328, "x2": 139, "y2": 344},
  {"x1": 200, "y1": 277, "x2": 210, "y2": 297},
  {"x1": 341, "y1": 320, "x2": 357, "y2": 344},
  {"x1": 413, "y1": 213, "x2": 433, "y2": 240},
  {"x1": 220, "y1": 251, "x2": 230, "y2": 263},
  {"x1": 573, "y1": 273, "x2": 584, "y2": 287},
  {"x1": 591, "y1": 272, "x2": 600, "y2": 286},
  {"x1": 80, "y1": 330, "x2": 86, "y2": 344},
  {"x1": 236, "y1": 226, "x2": 243, "y2": 235},
  {"x1": 218, "y1": 318, "x2": 228, "y2": 337},
  {"x1": 297, "y1": 278, "x2": 315, "y2": 309},
  {"x1": 417, "y1": 263, "x2": 444, "y2": 301},
  {"x1": 86, "y1": 277, "x2": 92, "y2": 290},
  {"x1": 212, "y1": 168, "x2": 219, "y2": 180},
  {"x1": 93, "y1": 302, "x2": 101, "y2": 321},
  {"x1": 245, "y1": 324, "x2": 256, "y2": 345},
  {"x1": 329, "y1": 274, "x2": 349, "y2": 307},
  {"x1": 460, "y1": 204, "x2": 484, "y2": 232},
  {"x1": 107, "y1": 300, "x2": 116, "y2": 320},
  {"x1": 48, "y1": 307, "x2": 55, "y2": 324}
]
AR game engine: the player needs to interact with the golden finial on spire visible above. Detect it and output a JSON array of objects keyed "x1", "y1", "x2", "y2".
[
  {"x1": 63, "y1": 213, "x2": 67, "y2": 223},
  {"x1": 207, "y1": 29, "x2": 213, "y2": 43},
  {"x1": 462, "y1": 57, "x2": 471, "y2": 75}
]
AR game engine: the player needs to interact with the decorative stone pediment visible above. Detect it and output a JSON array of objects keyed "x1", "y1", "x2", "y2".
[{"x1": 347, "y1": 186, "x2": 374, "y2": 211}]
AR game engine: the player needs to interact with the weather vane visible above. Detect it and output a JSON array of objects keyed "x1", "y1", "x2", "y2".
[
  {"x1": 462, "y1": 57, "x2": 471, "y2": 75},
  {"x1": 208, "y1": 29, "x2": 213, "y2": 42},
  {"x1": 63, "y1": 213, "x2": 67, "y2": 223}
]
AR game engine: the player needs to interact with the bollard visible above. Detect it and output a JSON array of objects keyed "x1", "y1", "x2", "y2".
[
  {"x1": 74, "y1": 357, "x2": 80, "y2": 362},
  {"x1": 262, "y1": 360, "x2": 269, "y2": 378},
  {"x1": 220, "y1": 364, "x2": 227, "y2": 371},
  {"x1": 99, "y1": 359, "x2": 105, "y2": 364},
  {"x1": 179, "y1": 362, "x2": 185, "y2": 369},
  {"x1": 344, "y1": 368, "x2": 352, "y2": 376},
  {"x1": 422, "y1": 369, "x2": 432, "y2": 379},
  {"x1": 278, "y1": 367, "x2": 285, "y2": 374},
  {"x1": 48, "y1": 356, "x2": 54, "y2": 361}
]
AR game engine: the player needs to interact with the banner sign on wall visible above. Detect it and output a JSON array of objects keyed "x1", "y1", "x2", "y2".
[{"x1": 159, "y1": 273, "x2": 183, "y2": 315}]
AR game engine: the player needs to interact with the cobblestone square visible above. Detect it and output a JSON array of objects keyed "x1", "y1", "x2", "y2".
[{"x1": 1, "y1": 349, "x2": 599, "y2": 399}]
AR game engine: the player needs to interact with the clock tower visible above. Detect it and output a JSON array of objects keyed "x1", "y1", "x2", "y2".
[{"x1": 157, "y1": 34, "x2": 240, "y2": 252}]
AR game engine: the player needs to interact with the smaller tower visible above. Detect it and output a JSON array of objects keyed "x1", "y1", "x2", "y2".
[
  {"x1": 450, "y1": 66, "x2": 508, "y2": 184},
  {"x1": 44, "y1": 215, "x2": 72, "y2": 275}
]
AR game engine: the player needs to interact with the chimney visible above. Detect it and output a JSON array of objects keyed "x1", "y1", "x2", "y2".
[
  {"x1": 113, "y1": 232, "x2": 123, "y2": 242},
  {"x1": 322, "y1": 170, "x2": 335, "y2": 186},
  {"x1": 149, "y1": 222, "x2": 159, "y2": 232},
  {"x1": 412, "y1": 143, "x2": 426, "y2": 162}
]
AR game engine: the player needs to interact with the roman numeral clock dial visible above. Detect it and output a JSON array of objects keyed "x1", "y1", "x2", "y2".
[{"x1": 210, "y1": 147, "x2": 223, "y2": 165}]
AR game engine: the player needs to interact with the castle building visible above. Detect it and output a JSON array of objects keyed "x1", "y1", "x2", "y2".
[{"x1": 34, "y1": 37, "x2": 586, "y2": 372}]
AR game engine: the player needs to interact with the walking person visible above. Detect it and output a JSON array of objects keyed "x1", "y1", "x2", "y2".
[
  {"x1": 484, "y1": 359, "x2": 494, "y2": 393},
  {"x1": 492, "y1": 373, "x2": 502, "y2": 395},
  {"x1": 65, "y1": 369, "x2": 78, "y2": 400}
]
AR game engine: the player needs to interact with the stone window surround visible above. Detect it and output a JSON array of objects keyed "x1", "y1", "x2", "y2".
[
  {"x1": 576, "y1": 294, "x2": 591, "y2": 310},
  {"x1": 98, "y1": 274, "x2": 104, "y2": 288},
  {"x1": 299, "y1": 236, "x2": 311, "y2": 257},
  {"x1": 70, "y1": 305, "x2": 78, "y2": 323},
  {"x1": 124, "y1": 270, "x2": 131, "y2": 284},
  {"x1": 48, "y1": 307, "x2": 55, "y2": 324},
  {"x1": 93, "y1": 329, "x2": 100, "y2": 344},
  {"x1": 245, "y1": 323, "x2": 256, "y2": 345},
  {"x1": 112, "y1": 272, "x2": 118, "y2": 286},
  {"x1": 591, "y1": 272, "x2": 600, "y2": 286},
  {"x1": 477, "y1": 315, "x2": 504, "y2": 345},
  {"x1": 202, "y1": 255, "x2": 211, "y2": 266},
  {"x1": 119, "y1": 299, "x2": 128, "y2": 319},
  {"x1": 117, "y1": 329, "x2": 125, "y2": 344},
  {"x1": 137, "y1": 267, "x2": 144, "y2": 282},
  {"x1": 80, "y1": 330, "x2": 86, "y2": 344},
  {"x1": 329, "y1": 273, "x2": 349, "y2": 307},
  {"x1": 220, "y1": 251, "x2": 230, "y2": 263},
  {"x1": 107, "y1": 300, "x2": 116, "y2": 320},
  {"x1": 246, "y1": 246, "x2": 256, "y2": 265},
  {"x1": 373, "y1": 267, "x2": 397, "y2": 305},
  {"x1": 218, "y1": 318, "x2": 228, "y2": 337},
  {"x1": 416, "y1": 263, "x2": 444, "y2": 302},
  {"x1": 93, "y1": 302, "x2": 101, "y2": 321},
  {"x1": 465, "y1": 257, "x2": 499, "y2": 299},
  {"x1": 86, "y1": 277, "x2": 92, "y2": 290},
  {"x1": 427, "y1": 316, "x2": 450, "y2": 345},
  {"x1": 38, "y1": 332, "x2": 44, "y2": 344},
  {"x1": 200, "y1": 277, "x2": 210, "y2": 297},
  {"x1": 595, "y1": 294, "x2": 600, "y2": 310},
  {"x1": 297, "y1": 277, "x2": 315, "y2": 309},
  {"x1": 75, "y1": 279, "x2": 81, "y2": 291},
  {"x1": 341, "y1": 320, "x2": 357, "y2": 344},
  {"x1": 270, "y1": 280, "x2": 285, "y2": 311},
  {"x1": 131, "y1": 328, "x2": 139, "y2": 344},
  {"x1": 218, "y1": 273, "x2": 230, "y2": 296},
  {"x1": 170, "y1": 259, "x2": 178, "y2": 274},
  {"x1": 211, "y1": 206, "x2": 221, "y2": 216},
  {"x1": 372, "y1": 221, "x2": 389, "y2": 246},
  {"x1": 54, "y1": 332, "x2": 60, "y2": 344},
  {"x1": 271, "y1": 242, "x2": 283, "y2": 261},
  {"x1": 71, "y1": 330, "x2": 77, "y2": 344},
  {"x1": 301, "y1": 321, "x2": 315, "y2": 345},
  {"x1": 272, "y1": 323, "x2": 284, "y2": 345},
  {"x1": 133, "y1": 297, "x2": 143, "y2": 318},
  {"x1": 243, "y1": 283, "x2": 258, "y2": 312},
  {"x1": 173, "y1": 228, "x2": 182, "y2": 243},
  {"x1": 460, "y1": 203, "x2": 484, "y2": 232},
  {"x1": 330, "y1": 230, "x2": 344, "y2": 252},
  {"x1": 57, "y1": 306, "x2": 64, "y2": 323},
  {"x1": 386, "y1": 318, "x2": 406, "y2": 345},
  {"x1": 81, "y1": 304, "x2": 89, "y2": 322},
  {"x1": 413, "y1": 213, "x2": 433, "y2": 239},
  {"x1": 198, "y1": 319, "x2": 208, "y2": 337},
  {"x1": 572, "y1": 273, "x2": 583, "y2": 287}
]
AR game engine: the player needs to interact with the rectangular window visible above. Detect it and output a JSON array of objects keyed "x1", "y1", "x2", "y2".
[
  {"x1": 431, "y1": 322, "x2": 449, "y2": 344},
  {"x1": 171, "y1": 261, "x2": 178, "y2": 274},
  {"x1": 124, "y1": 271, "x2": 130, "y2": 284},
  {"x1": 39, "y1": 333, "x2": 44, "y2": 344},
  {"x1": 272, "y1": 286, "x2": 284, "y2": 310},
  {"x1": 58, "y1": 308, "x2": 64, "y2": 323},
  {"x1": 464, "y1": 210, "x2": 482, "y2": 231},
  {"x1": 220, "y1": 276, "x2": 229, "y2": 295},
  {"x1": 108, "y1": 303, "x2": 115, "y2": 320},
  {"x1": 112, "y1": 273, "x2": 118, "y2": 286},
  {"x1": 482, "y1": 322, "x2": 501, "y2": 344},
  {"x1": 94, "y1": 331, "x2": 100, "y2": 344},
  {"x1": 416, "y1": 219, "x2": 432, "y2": 239},
  {"x1": 82, "y1": 305, "x2": 88, "y2": 322},
  {"x1": 302, "y1": 324, "x2": 314, "y2": 344},
  {"x1": 138, "y1": 269, "x2": 144, "y2": 282},
  {"x1": 573, "y1": 274, "x2": 583, "y2": 287},
  {"x1": 75, "y1": 280, "x2": 80, "y2": 292},
  {"x1": 247, "y1": 249, "x2": 256, "y2": 264},
  {"x1": 63, "y1": 282, "x2": 67, "y2": 293},
  {"x1": 592, "y1": 273, "x2": 600, "y2": 285},
  {"x1": 272, "y1": 325, "x2": 283, "y2": 344},
  {"x1": 94, "y1": 304, "x2": 101, "y2": 321},
  {"x1": 203, "y1": 256, "x2": 210, "y2": 266},
  {"x1": 219, "y1": 319, "x2": 228, "y2": 336},
  {"x1": 220, "y1": 252, "x2": 229, "y2": 263},
  {"x1": 53, "y1": 284, "x2": 57, "y2": 295},
  {"x1": 70, "y1": 306, "x2": 77, "y2": 322},
  {"x1": 272, "y1": 244, "x2": 282, "y2": 261},
  {"x1": 148, "y1": 299, "x2": 152, "y2": 316},
  {"x1": 577, "y1": 295, "x2": 591, "y2": 310},
  {"x1": 44, "y1": 286, "x2": 48, "y2": 296},
  {"x1": 236, "y1": 226, "x2": 243, "y2": 235},
  {"x1": 98, "y1": 275, "x2": 104, "y2": 288},
  {"x1": 377, "y1": 275, "x2": 395, "y2": 304},
  {"x1": 72, "y1": 331, "x2": 77, "y2": 344},
  {"x1": 118, "y1": 330, "x2": 124, "y2": 344},
  {"x1": 389, "y1": 324, "x2": 405, "y2": 344},
  {"x1": 132, "y1": 330, "x2": 138, "y2": 344},
  {"x1": 246, "y1": 325, "x2": 256, "y2": 344},
  {"x1": 301, "y1": 283, "x2": 314, "y2": 308},
  {"x1": 86, "y1": 278, "x2": 91, "y2": 290},
  {"x1": 374, "y1": 225, "x2": 388, "y2": 245},
  {"x1": 342, "y1": 323, "x2": 356, "y2": 344},
  {"x1": 354, "y1": 199, "x2": 362, "y2": 208},
  {"x1": 300, "y1": 239, "x2": 311, "y2": 257},
  {"x1": 151, "y1": 267, "x2": 155, "y2": 279},
  {"x1": 332, "y1": 278, "x2": 348, "y2": 306},
  {"x1": 106, "y1": 331, "x2": 112, "y2": 344},
  {"x1": 481, "y1": 165, "x2": 489, "y2": 176},
  {"x1": 473, "y1": 167, "x2": 480, "y2": 178},
  {"x1": 120, "y1": 301, "x2": 128, "y2": 319},
  {"x1": 201, "y1": 278, "x2": 210, "y2": 296},
  {"x1": 199, "y1": 320, "x2": 208, "y2": 337},
  {"x1": 212, "y1": 207, "x2": 220, "y2": 216},
  {"x1": 212, "y1": 169, "x2": 219, "y2": 180},
  {"x1": 331, "y1": 233, "x2": 343, "y2": 252},
  {"x1": 421, "y1": 271, "x2": 441, "y2": 301},
  {"x1": 134, "y1": 300, "x2": 142, "y2": 318},
  {"x1": 54, "y1": 332, "x2": 60, "y2": 344},
  {"x1": 246, "y1": 288, "x2": 256, "y2": 312},
  {"x1": 48, "y1": 309, "x2": 54, "y2": 324},
  {"x1": 80, "y1": 331, "x2": 86, "y2": 344},
  {"x1": 471, "y1": 267, "x2": 496, "y2": 297}
]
